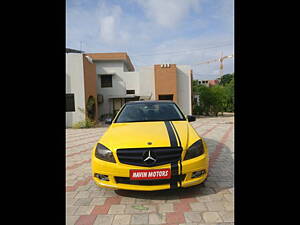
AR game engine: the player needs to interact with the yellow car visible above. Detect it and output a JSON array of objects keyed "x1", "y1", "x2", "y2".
[{"x1": 91, "y1": 101, "x2": 209, "y2": 191}]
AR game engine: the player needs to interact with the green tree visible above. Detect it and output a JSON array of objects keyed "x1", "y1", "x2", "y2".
[
  {"x1": 224, "y1": 78, "x2": 234, "y2": 112},
  {"x1": 219, "y1": 73, "x2": 234, "y2": 86},
  {"x1": 197, "y1": 85, "x2": 214, "y2": 116},
  {"x1": 193, "y1": 75, "x2": 234, "y2": 116},
  {"x1": 210, "y1": 85, "x2": 227, "y2": 116}
]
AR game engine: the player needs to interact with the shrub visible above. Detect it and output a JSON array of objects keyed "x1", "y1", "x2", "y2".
[
  {"x1": 193, "y1": 76, "x2": 234, "y2": 116},
  {"x1": 72, "y1": 107, "x2": 97, "y2": 128}
]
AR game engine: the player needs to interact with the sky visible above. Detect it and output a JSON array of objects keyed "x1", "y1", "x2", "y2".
[{"x1": 66, "y1": 0, "x2": 234, "y2": 80}]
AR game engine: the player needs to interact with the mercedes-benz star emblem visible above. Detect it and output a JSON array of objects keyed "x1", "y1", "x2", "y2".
[{"x1": 143, "y1": 150, "x2": 156, "y2": 164}]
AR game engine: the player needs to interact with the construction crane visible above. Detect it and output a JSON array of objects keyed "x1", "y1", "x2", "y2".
[{"x1": 195, "y1": 52, "x2": 234, "y2": 79}]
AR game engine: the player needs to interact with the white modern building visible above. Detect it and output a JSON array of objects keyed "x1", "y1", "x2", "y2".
[
  {"x1": 66, "y1": 50, "x2": 98, "y2": 127},
  {"x1": 66, "y1": 51, "x2": 193, "y2": 127}
]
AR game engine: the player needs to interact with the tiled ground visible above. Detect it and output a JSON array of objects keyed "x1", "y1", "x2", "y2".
[{"x1": 66, "y1": 116, "x2": 234, "y2": 225}]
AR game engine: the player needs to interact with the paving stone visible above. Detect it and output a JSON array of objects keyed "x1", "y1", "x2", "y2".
[
  {"x1": 149, "y1": 213, "x2": 166, "y2": 224},
  {"x1": 108, "y1": 204, "x2": 126, "y2": 214},
  {"x1": 202, "y1": 212, "x2": 223, "y2": 223},
  {"x1": 150, "y1": 199, "x2": 166, "y2": 204},
  {"x1": 218, "y1": 210, "x2": 234, "y2": 222},
  {"x1": 205, "y1": 181, "x2": 219, "y2": 188},
  {"x1": 135, "y1": 198, "x2": 151, "y2": 204},
  {"x1": 216, "y1": 181, "x2": 233, "y2": 189},
  {"x1": 67, "y1": 206, "x2": 79, "y2": 216},
  {"x1": 179, "y1": 223, "x2": 198, "y2": 225},
  {"x1": 166, "y1": 212, "x2": 186, "y2": 224},
  {"x1": 130, "y1": 214, "x2": 149, "y2": 224},
  {"x1": 67, "y1": 180, "x2": 77, "y2": 186},
  {"x1": 158, "y1": 203, "x2": 174, "y2": 213},
  {"x1": 205, "y1": 201, "x2": 227, "y2": 211},
  {"x1": 223, "y1": 193, "x2": 233, "y2": 202},
  {"x1": 90, "y1": 197, "x2": 106, "y2": 205},
  {"x1": 74, "y1": 215, "x2": 97, "y2": 225},
  {"x1": 198, "y1": 187, "x2": 215, "y2": 195},
  {"x1": 166, "y1": 199, "x2": 181, "y2": 203},
  {"x1": 120, "y1": 197, "x2": 136, "y2": 204},
  {"x1": 90, "y1": 205, "x2": 110, "y2": 215},
  {"x1": 76, "y1": 185, "x2": 90, "y2": 191},
  {"x1": 223, "y1": 201, "x2": 234, "y2": 211},
  {"x1": 125, "y1": 204, "x2": 156, "y2": 214},
  {"x1": 66, "y1": 191, "x2": 78, "y2": 198},
  {"x1": 103, "y1": 190, "x2": 118, "y2": 197},
  {"x1": 66, "y1": 215, "x2": 80, "y2": 225},
  {"x1": 89, "y1": 185, "x2": 101, "y2": 191},
  {"x1": 93, "y1": 215, "x2": 114, "y2": 225},
  {"x1": 112, "y1": 215, "x2": 131, "y2": 225},
  {"x1": 66, "y1": 197, "x2": 78, "y2": 206},
  {"x1": 217, "y1": 189, "x2": 231, "y2": 195},
  {"x1": 89, "y1": 190, "x2": 105, "y2": 197},
  {"x1": 184, "y1": 212, "x2": 203, "y2": 223},
  {"x1": 74, "y1": 191, "x2": 90, "y2": 198},
  {"x1": 189, "y1": 202, "x2": 208, "y2": 212},
  {"x1": 74, "y1": 198, "x2": 93, "y2": 206},
  {"x1": 197, "y1": 193, "x2": 224, "y2": 203},
  {"x1": 73, "y1": 206, "x2": 94, "y2": 215}
]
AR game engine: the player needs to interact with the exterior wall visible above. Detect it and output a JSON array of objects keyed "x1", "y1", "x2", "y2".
[
  {"x1": 95, "y1": 61, "x2": 125, "y2": 74},
  {"x1": 85, "y1": 52, "x2": 135, "y2": 71},
  {"x1": 94, "y1": 60, "x2": 140, "y2": 118},
  {"x1": 154, "y1": 64, "x2": 177, "y2": 102},
  {"x1": 66, "y1": 53, "x2": 86, "y2": 127},
  {"x1": 176, "y1": 65, "x2": 192, "y2": 115},
  {"x1": 79, "y1": 52, "x2": 192, "y2": 119},
  {"x1": 83, "y1": 55, "x2": 98, "y2": 122},
  {"x1": 138, "y1": 66, "x2": 155, "y2": 100}
]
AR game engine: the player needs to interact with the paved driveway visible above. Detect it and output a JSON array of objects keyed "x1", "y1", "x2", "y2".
[{"x1": 66, "y1": 116, "x2": 234, "y2": 225}]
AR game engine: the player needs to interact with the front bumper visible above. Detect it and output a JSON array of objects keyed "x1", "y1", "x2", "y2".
[{"x1": 91, "y1": 153, "x2": 209, "y2": 191}]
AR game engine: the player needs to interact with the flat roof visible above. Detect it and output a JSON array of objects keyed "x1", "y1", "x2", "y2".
[
  {"x1": 66, "y1": 48, "x2": 84, "y2": 53},
  {"x1": 84, "y1": 52, "x2": 135, "y2": 72}
]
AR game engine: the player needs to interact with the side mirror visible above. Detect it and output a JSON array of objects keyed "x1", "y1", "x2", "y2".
[
  {"x1": 105, "y1": 118, "x2": 112, "y2": 125},
  {"x1": 187, "y1": 115, "x2": 196, "y2": 122}
]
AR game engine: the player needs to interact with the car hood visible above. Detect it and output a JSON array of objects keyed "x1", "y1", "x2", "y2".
[{"x1": 99, "y1": 121, "x2": 200, "y2": 151}]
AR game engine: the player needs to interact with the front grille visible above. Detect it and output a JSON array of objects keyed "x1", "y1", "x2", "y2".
[
  {"x1": 115, "y1": 174, "x2": 186, "y2": 186},
  {"x1": 116, "y1": 147, "x2": 182, "y2": 167}
]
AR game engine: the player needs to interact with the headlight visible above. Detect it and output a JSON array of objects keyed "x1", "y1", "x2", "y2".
[
  {"x1": 184, "y1": 139, "x2": 205, "y2": 160},
  {"x1": 95, "y1": 143, "x2": 116, "y2": 163}
]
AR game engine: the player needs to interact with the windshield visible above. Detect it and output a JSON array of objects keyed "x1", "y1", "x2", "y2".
[{"x1": 115, "y1": 102, "x2": 186, "y2": 123}]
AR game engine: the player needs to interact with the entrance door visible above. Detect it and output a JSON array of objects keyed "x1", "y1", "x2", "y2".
[{"x1": 113, "y1": 98, "x2": 123, "y2": 116}]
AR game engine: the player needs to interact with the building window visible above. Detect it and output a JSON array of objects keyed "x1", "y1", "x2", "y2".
[
  {"x1": 158, "y1": 95, "x2": 173, "y2": 100},
  {"x1": 126, "y1": 90, "x2": 135, "y2": 94},
  {"x1": 101, "y1": 75, "x2": 113, "y2": 88},
  {"x1": 66, "y1": 93, "x2": 75, "y2": 112}
]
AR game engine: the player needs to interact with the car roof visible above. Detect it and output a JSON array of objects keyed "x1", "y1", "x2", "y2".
[{"x1": 125, "y1": 100, "x2": 175, "y2": 105}]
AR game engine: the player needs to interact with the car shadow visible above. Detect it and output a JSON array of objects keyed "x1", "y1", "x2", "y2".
[{"x1": 115, "y1": 138, "x2": 233, "y2": 200}]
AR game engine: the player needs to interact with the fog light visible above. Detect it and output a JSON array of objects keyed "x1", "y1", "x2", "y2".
[
  {"x1": 94, "y1": 173, "x2": 109, "y2": 181},
  {"x1": 191, "y1": 170, "x2": 206, "y2": 178}
]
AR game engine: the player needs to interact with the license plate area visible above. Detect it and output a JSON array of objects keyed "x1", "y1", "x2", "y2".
[{"x1": 130, "y1": 168, "x2": 171, "y2": 180}]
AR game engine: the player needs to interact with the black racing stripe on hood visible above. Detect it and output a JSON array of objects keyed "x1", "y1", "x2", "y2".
[
  {"x1": 170, "y1": 121, "x2": 183, "y2": 188},
  {"x1": 170, "y1": 121, "x2": 182, "y2": 147},
  {"x1": 164, "y1": 121, "x2": 178, "y2": 147}
]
